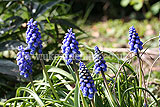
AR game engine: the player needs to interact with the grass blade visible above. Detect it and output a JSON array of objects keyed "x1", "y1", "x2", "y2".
[
  {"x1": 15, "y1": 87, "x2": 44, "y2": 106},
  {"x1": 74, "y1": 83, "x2": 80, "y2": 107},
  {"x1": 47, "y1": 66, "x2": 74, "y2": 81}
]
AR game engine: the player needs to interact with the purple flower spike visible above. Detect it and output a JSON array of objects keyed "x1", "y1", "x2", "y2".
[
  {"x1": 61, "y1": 28, "x2": 81, "y2": 65},
  {"x1": 79, "y1": 62, "x2": 97, "y2": 100},
  {"x1": 16, "y1": 45, "x2": 33, "y2": 78},
  {"x1": 93, "y1": 46, "x2": 107, "y2": 74},
  {"x1": 26, "y1": 18, "x2": 43, "y2": 55},
  {"x1": 128, "y1": 26, "x2": 143, "y2": 53}
]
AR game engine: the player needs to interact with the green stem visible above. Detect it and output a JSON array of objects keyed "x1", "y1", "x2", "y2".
[
  {"x1": 121, "y1": 87, "x2": 158, "y2": 106},
  {"x1": 133, "y1": 78, "x2": 138, "y2": 105},
  {"x1": 137, "y1": 53, "x2": 142, "y2": 107},
  {"x1": 101, "y1": 71, "x2": 117, "y2": 107},
  {"x1": 50, "y1": 57, "x2": 62, "y2": 78},
  {"x1": 29, "y1": 74, "x2": 36, "y2": 93},
  {"x1": 0, "y1": 102, "x2": 4, "y2": 106},
  {"x1": 149, "y1": 98, "x2": 160, "y2": 107},
  {"x1": 142, "y1": 36, "x2": 159, "y2": 47},
  {"x1": 40, "y1": 58, "x2": 59, "y2": 100},
  {"x1": 50, "y1": 56, "x2": 60, "y2": 66},
  {"x1": 91, "y1": 99, "x2": 96, "y2": 107},
  {"x1": 64, "y1": 88, "x2": 75, "y2": 102},
  {"x1": 117, "y1": 75, "x2": 121, "y2": 106},
  {"x1": 123, "y1": 67, "x2": 130, "y2": 106}
]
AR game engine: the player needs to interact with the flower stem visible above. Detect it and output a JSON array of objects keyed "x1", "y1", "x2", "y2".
[
  {"x1": 29, "y1": 74, "x2": 36, "y2": 93},
  {"x1": 91, "y1": 99, "x2": 96, "y2": 107},
  {"x1": 101, "y1": 71, "x2": 117, "y2": 107},
  {"x1": 40, "y1": 57, "x2": 59, "y2": 100},
  {"x1": 137, "y1": 53, "x2": 142, "y2": 107}
]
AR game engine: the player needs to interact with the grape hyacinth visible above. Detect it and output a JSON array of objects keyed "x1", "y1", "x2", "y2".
[
  {"x1": 61, "y1": 28, "x2": 80, "y2": 65},
  {"x1": 26, "y1": 18, "x2": 43, "y2": 55},
  {"x1": 16, "y1": 45, "x2": 33, "y2": 78},
  {"x1": 128, "y1": 26, "x2": 143, "y2": 53},
  {"x1": 79, "y1": 62, "x2": 97, "y2": 99},
  {"x1": 93, "y1": 46, "x2": 107, "y2": 74}
]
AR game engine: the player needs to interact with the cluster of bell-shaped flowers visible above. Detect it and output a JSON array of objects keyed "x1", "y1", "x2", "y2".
[
  {"x1": 16, "y1": 45, "x2": 33, "y2": 78},
  {"x1": 26, "y1": 18, "x2": 43, "y2": 55},
  {"x1": 79, "y1": 62, "x2": 97, "y2": 99},
  {"x1": 17, "y1": 18, "x2": 43, "y2": 78},
  {"x1": 61, "y1": 28, "x2": 80, "y2": 65},
  {"x1": 93, "y1": 46, "x2": 107, "y2": 74},
  {"x1": 128, "y1": 26, "x2": 143, "y2": 53}
]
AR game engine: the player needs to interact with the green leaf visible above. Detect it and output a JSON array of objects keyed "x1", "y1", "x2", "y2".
[
  {"x1": 0, "y1": 59, "x2": 18, "y2": 76},
  {"x1": 0, "y1": 26, "x2": 14, "y2": 36},
  {"x1": 145, "y1": 11, "x2": 152, "y2": 19},
  {"x1": 121, "y1": 87, "x2": 159, "y2": 106},
  {"x1": 74, "y1": 83, "x2": 80, "y2": 107},
  {"x1": 45, "y1": 65, "x2": 52, "y2": 71},
  {"x1": 15, "y1": 87, "x2": 44, "y2": 106},
  {"x1": 104, "y1": 57, "x2": 138, "y2": 84},
  {"x1": 51, "y1": 56, "x2": 61, "y2": 67},
  {"x1": 95, "y1": 93, "x2": 103, "y2": 107},
  {"x1": 64, "y1": 88, "x2": 75, "y2": 103},
  {"x1": 86, "y1": 61, "x2": 94, "y2": 69},
  {"x1": 5, "y1": 16, "x2": 23, "y2": 22},
  {"x1": 103, "y1": 83, "x2": 116, "y2": 107},
  {"x1": 62, "y1": 58, "x2": 76, "y2": 81},
  {"x1": 151, "y1": 2, "x2": 160, "y2": 15},
  {"x1": 0, "y1": 40, "x2": 26, "y2": 52},
  {"x1": 133, "y1": 2, "x2": 143, "y2": 11},
  {"x1": 34, "y1": 0, "x2": 62, "y2": 18},
  {"x1": 4, "y1": 96, "x2": 73, "y2": 107},
  {"x1": 0, "y1": 16, "x2": 24, "y2": 34},
  {"x1": 120, "y1": 0, "x2": 130, "y2": 7},
  {"x1": 55, "y1": 74, "x2": 73, "y2": 90},
  {"x1": 3, "y1": 97, "x2": 34, "y2": 107},
  {"x1": 47, "y1": 66, "x2": 74, "y2": 81},
  {"x1": 41, "y1": 19, "x2": 85, "y2": 33},
  {"x1": 0, "y1": 59, "x2": 29, "y2": 81},
  {"x1": 107, "y1": 63, "x2": 118, "y2": 74}
]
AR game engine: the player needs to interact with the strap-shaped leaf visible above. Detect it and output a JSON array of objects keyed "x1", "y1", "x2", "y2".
[
  {"x1": 41, "y1": 19, "x2": 85, "y2": 33},
  {"x1": 34, "y1": 0, "x2": 62, "y2": 18},
  {"x1": 47, "y1": 67, "x2": 74, "y2": 81},
  {"x1": 15, "y1": 87, "x2": 45, "y2": 106},
  {"x1": 0, "y1": 59, "x2": 29, "y2": 81},
  {"x1": 74, "y1": 83, "x2": 80, "y2": 107},
  {"x1": 0, "y1": 40, "x2": 26, "y2": 52}
]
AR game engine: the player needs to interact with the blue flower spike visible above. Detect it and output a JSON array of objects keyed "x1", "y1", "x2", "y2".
[
  {"x1": 79, "y1": 62, "x2": 97, "y2": 99},
  {"x1": 128, "y1": 26, "x2": 143, "y2": 53},
  {"x1": 16, "y1": 45, "x2": 33, "y2": 78},
  {"x1": 26, "y1": 18, "x2": 43, "y2": 55},
  {"x1": 93, "y1": 46, "x2": 107, "y2": 74},
  {"x1": 61, "y1": 28, "x2": 81, "y2": 65}
]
